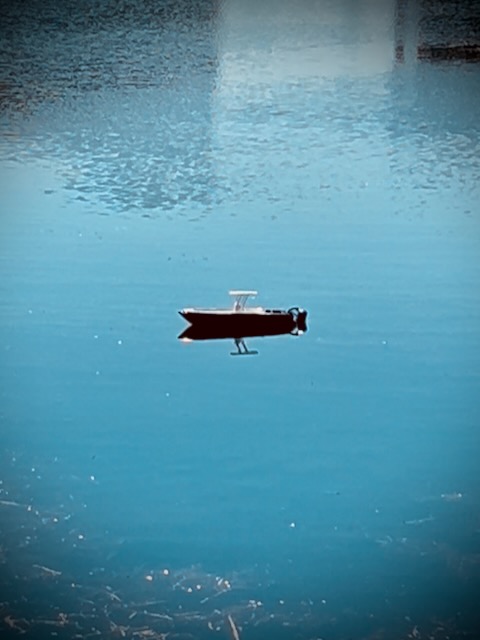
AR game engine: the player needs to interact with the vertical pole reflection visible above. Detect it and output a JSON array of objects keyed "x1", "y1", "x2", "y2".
[{"x1": 394, "y1": 0, "x2": 421, "y2": 67}]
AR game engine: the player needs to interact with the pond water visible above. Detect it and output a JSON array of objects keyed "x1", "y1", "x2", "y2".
[{"x1": 1, "y1": 1, "x2": 480, "y2": 638}]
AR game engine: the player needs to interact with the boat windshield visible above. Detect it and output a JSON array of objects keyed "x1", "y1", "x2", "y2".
[{"x1": 229, "y1": 290, "x2": 257, "y2": 311}]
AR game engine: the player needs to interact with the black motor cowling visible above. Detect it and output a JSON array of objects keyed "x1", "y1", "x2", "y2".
[
  {"x1": 296, "y1": 309, "x2": 307, "y2": 332},
  {"x1": 288, "y1": 307, "x2": 308, "y2": 333}
]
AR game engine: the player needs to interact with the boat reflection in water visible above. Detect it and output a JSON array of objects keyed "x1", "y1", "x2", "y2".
[{"x1": 178, "y1": 291, "x2": 307, "y2": 355}]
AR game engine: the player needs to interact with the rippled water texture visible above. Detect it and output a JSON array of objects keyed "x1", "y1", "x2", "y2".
[{"x1": 1, "y1": 1, "x2": 480, "y2": 639}]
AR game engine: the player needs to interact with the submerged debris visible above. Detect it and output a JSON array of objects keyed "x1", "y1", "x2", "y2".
[
  {"x1": 440, "y1": 492, "x2": 463, "y2": 502},
  {"x1": 1, "y1": 452, "x2": 479, "y2": 639},
  {"x1": 32, "y1": 563, "x2": 62, "y2": 577},
  {"x1": 226, "y1": 614, "x2": 241, "y2": 640}
]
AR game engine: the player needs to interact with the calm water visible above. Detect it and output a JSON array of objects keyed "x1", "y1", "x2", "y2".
[{"x1": 1, "y1": 1, "x2": 480, "y2": 638}]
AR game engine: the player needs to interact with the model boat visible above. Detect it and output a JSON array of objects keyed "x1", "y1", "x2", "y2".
[{"x1": 179, "y1": 290, "x2": 307, "y2": 338}]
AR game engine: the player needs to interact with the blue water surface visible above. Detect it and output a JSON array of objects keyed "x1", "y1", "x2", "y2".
[{"x1": 1, "y1": 1, "x2": 480, "y2": 638}]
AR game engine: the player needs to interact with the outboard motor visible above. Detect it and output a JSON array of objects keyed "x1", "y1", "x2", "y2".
[
  {"x1": 288, "y1": 307, "x2": 308, "y2": 334},
  {"x1": 297, "y1": 309, "x2": 308, "y2": 333}
]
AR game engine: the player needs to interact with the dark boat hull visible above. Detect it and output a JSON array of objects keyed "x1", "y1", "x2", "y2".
[{"x1": 178, "y1": 309, "x2": 307, "y2": 340}]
